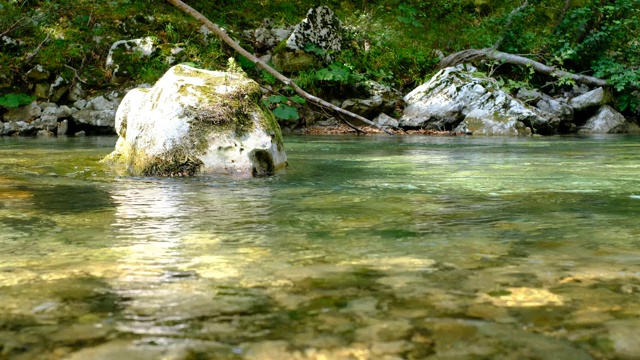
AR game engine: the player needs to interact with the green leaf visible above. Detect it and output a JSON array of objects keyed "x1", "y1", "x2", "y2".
[
  {"x1": 303, "y1": 43, "x2": 326, "y2": 56},
  {"x1": 290, "y1": 95, "x2": 306, "y2": 104},
  {"x1": 267, "y1": 95, "x2": 288, "y2": 104},
  {"x1": 272, "y1": 104, "x2": 299, "y2": 121},
  {"x1": 179, "y1": 61, "x2": 199, "y2": 68},
  {"x1": 237, "y1": 55, "x2": 256, "y2": 69},
  {"x1": 0, "y1": 93, "x2": 35, "y2": 108}
]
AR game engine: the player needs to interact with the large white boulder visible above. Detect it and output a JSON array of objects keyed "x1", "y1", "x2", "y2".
[
  {"x1": 103, "y1": 64, "x2": 287, "y2": 177},
  {"x1": 399, "y1": 65, "x2": 557, "y2": 135}
]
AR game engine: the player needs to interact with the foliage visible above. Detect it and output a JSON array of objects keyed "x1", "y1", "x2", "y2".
[
  {"x1": 262, "y1": 94, "x2": 305, "y2": 121},
  {"x1": 0, "y1": 93, "x2": 35, "y2": 108},
  {"x1": 1, "y1": 0, "x2": 638, "y2": 118}
]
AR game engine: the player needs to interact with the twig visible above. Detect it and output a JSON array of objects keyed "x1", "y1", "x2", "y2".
[
  {"x1": 166, "y1": 0, "x2": 395, "y2": 135},
  {"x1": 0, "y1": 16, "x2": 30, "y2": 38},
  {"x1": 64, "y1": 64, "x2": 88, "y2": 84},
  {"x1": 24, "y1": 33, "x2": 50, "y2": 64}
]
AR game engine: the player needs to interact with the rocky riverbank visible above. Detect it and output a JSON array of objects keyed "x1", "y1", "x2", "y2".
[{"x1": 1, "y1": 5, "x2": 639, "y2": 137}]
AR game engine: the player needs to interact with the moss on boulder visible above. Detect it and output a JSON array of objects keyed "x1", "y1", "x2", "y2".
[{"x1": 103, "y1": 64, "x2": 287, "y2": 177}]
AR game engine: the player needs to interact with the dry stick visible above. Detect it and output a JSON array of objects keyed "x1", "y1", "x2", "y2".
[
  {"x1": 438, "y1": 48, "x2": 610, "y2": 88},
  {"x1": 0, "y1": 16, "x2": 29, "y2": 38},
  {"x1": 24, "y1": 33, "x2": 50, "y2": 65},
  {"x1": 165, "y1": 0, "x2": 394, "y2": 135},
  {"x1": 64, "y1": 64, "x2": 88, "y2": 85}
]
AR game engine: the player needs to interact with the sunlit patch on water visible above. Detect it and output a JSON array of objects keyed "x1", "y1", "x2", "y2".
[{"x1": 1, "y1": 135, "x2": 640, "y2": 359}]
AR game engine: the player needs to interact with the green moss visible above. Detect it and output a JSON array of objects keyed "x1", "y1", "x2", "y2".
[{"x1": 104, "y1": 65, "x2": 285, "y2": 176}]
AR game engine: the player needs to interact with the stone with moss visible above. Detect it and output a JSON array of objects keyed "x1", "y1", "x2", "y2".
[
  {"x1": 103, "y1": 64, "x2": 287, "y2": 177},
  {"x1": 400, "y1": 64, "x2": 555, "y2": 135}
]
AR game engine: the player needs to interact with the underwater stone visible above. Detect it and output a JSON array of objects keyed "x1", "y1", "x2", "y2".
[{"x1": 103, "y1": 64, "x2": 287, "y2": 177}]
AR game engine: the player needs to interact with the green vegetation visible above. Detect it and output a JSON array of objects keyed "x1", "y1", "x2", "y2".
[
  {"x1": 0, "y1": 0, "x2": 638, "y2": 116},
  {"x1": 0, "y1": 93, "x2": 35, "y2": 108}
]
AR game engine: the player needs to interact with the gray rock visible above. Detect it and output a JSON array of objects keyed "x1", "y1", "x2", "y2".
[
  {"x1": 58, "y1": 119, "x2": 69, "y2": 135},
  {"x1": 569, "y1": 87, "x2": 613, "y2": 111},
  {"x1": 70, "y1": 95, "x2": 120, "y2": 130},
  {"x1": 68, "y1": 83, "x2": 85, "y2": 101},
  {"x1": 87, "y1": 96, "x2": 113, "y2": 111},
  {"x1": 37, "y1": 114, "x2": 59, "y2": 129},
  {"x1": 103, "y1": 64, "x2": 287, "y2": 177},
  {"x1": 25, "y1": 65, "x2": 50, "y2": 81},
  {"x1": 272, "y1": 28, "x2": 292, "y2": 43},
  {"x1": 400, "y1": 65, "x2": 554, "y2": 135},
  {"x1": 2, "y1": 101, "x2": 41, "y2": 122},
  {"x1": 74, "y1": 130, "x2": 86, "y2": 137},
  {"x1": 48, "y1": 75, "x2": 69, "y2": 102},
  {"x1": 577, "y1": 105, "x2": 630, "y2": 134},
  {"x1": 285, "y1": 6, "x2": 342, "y2": 60},
  {"x1": 3, "y1": 121, "x2": 19, "y2": 134},
  {"x1": 73, "y1": 99, "x2": 88, "y2": 109},
  {"x1": 35, "y1": 83, "x2": 49, "y2": 99},
  {"x1": 536, "y1": 98, "x2": 574, "y2": 122},
  {"x1": 39, "y1": 102, "x2": 57, "y2": 110},
  {"x1": 341, "y1": 81, "x2": 402, "y2": 120},
  {"x1": 374, "y1": 113, "x2": 399, "y2": 128},
  {"x1": 59, "y1": 105, "x2": 74, "y2": 118},
  {"x1": 517, "y1": 88, "x2": 543, "y2": 103},
  {"x1": 71, "y1": 108, "x2": 116, "y2": 128},
  {"x1": 37, "y1": 129, "x2": 54, "y2": 137}
]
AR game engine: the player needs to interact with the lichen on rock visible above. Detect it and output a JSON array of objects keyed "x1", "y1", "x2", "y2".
[{"x1": 103, "y1": 64, "x2": 287, "y2": 177}]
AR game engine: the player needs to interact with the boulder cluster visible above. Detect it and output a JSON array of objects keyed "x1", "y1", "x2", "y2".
[
  {"x1": 1, "y1": 6, "x2": 638, "y2": 141},
  {"x1": 398, "y1": 65, "x2": 639, "y2": 135}
]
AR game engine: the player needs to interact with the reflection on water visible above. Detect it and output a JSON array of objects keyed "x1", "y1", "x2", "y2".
[{"x1": 1, "y1": 135, "x2": 640, "y2": 359}]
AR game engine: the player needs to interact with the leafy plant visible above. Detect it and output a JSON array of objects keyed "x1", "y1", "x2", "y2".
[
  {"x1": 262, "y1": 94, "x2": 306, "y2": 121},
  {"x1": 0, "y1": 93, "x2": 35, "y2": 108}
]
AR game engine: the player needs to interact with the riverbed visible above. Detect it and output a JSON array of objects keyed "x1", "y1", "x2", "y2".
[{"x1": 1, "y1": 134, "x2": 639, "y2": 359}]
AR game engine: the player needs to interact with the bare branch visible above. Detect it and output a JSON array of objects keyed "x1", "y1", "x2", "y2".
[
  {"x1": 165, "y1": 0, "x2": 395, "y2": 135},
  {"x1": 439, "y1": 48, "x2": 610, "y2": 88},
  {"x1": 64, "y1": 64, "x2": 88, "y2": 85},
  {"x1": 24, "y1": 33, "x2": 50, "y2": 64},
  {"x1": 0, "y1": 16, "x2": 30, "y2": 38}
]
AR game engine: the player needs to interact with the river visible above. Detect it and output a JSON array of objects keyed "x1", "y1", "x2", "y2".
[{"x1": 1, "y1": 134, "x2": 639, "y2": 359}]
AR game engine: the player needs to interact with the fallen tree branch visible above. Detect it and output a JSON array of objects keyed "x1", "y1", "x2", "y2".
[
  {"x1": 165, "y1": 0, "x2": 394, "y2": 135},
  {"x1": 438, "y1": 48, "x2": 610, "y2": 88}
]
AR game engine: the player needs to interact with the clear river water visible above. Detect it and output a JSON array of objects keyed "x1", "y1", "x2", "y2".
[{"x1": 1, "y1": 134, "x2": 640, "y2": 360}]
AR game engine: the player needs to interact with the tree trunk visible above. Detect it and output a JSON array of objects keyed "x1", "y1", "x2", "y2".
[
  {"x1": 165, "y1": 0, "x2": 394, "y2": 135},
  {"x1": 438, "y1": 48, "x2": 610, "y2": 88}
]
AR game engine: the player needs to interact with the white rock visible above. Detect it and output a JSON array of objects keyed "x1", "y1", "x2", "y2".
[
  {"x1": 400, "y1": 65, "x2": 553, "y2": 135},
  {"x1": 578, "y1": 105, "x2": 630, "y2": 134},
  {"x1": 104, "y1": 64, "x2": 287, "y2": 177},
  {"x1": 569, "y1": 87, "x2": 612, "y2": 111},
  {"x1": 286, "y1": 6, "x2": 342, "y2": 59},
  {"x1": 105, "y1": 37, "x2": 156, "y2": 68}
]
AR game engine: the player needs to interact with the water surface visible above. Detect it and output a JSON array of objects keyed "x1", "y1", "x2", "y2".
[{"x1": 1, "y1": 135, "x2": 640, "y2": 359}]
